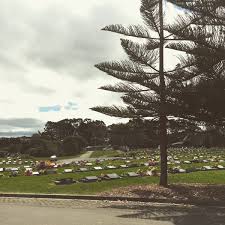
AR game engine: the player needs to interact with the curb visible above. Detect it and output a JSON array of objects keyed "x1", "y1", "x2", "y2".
[{"x1": 0, "y1": 193, "x2": 224, "y2": 207}]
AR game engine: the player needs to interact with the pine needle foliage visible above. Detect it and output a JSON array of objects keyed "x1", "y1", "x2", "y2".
[
  {"x1": 166, "y1": 0, "x2": 225, "y2": 125},
  {"x1": 91, "y1": 0, "x2": 223, "y2": 186}
]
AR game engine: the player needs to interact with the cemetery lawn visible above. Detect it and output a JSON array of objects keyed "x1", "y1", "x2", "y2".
[
  {"x1": 90, "y1": 150, "x2": 124, "y2": 158},
  {"x1": 1, "y1": 170, "x2": 225, "y2": 195}
]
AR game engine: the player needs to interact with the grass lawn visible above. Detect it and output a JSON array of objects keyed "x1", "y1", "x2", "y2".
[
  {"x1": 90, "y1": 150, "x2": 124, "y2": 158},
  {"x1": 1, "y1": 147, "x2": 225, "y2": 195},
  {"x1": 0, "y1": 170, "x2": 225, "y2": 195}
]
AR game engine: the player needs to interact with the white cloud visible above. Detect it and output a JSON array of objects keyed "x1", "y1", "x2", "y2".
[{"x1": 0, "y1": 0, "x2": 179, "y2": 135}]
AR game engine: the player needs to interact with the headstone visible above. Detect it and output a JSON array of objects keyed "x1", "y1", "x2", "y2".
[
  {"x1": 217, "y1": 165, "x2": 224, "y2": 169},
  {"x1": 178, "y1": 169, "x2": 186, "y2": 173},
  {"x1": 106, "y1": 165, "x2": 116, "y2": 169},
  {"x1": 120, "y1": 165, "x2": 128, "y2": 168},
  {"x1": 127, "y1": 172, "x2": 139, "y2": 177},
  {"x1": 93, "y1": 166, "x2": 103, "y2": 170},
  {"x1": 55, "y1": 178, "x2": 75, "y2": 185},
  {"x1": 104, "y1": 173, "x2": 121, "y2": 179},
  {"x1": 82, "y1": 176, "x2": 99, "y2": 182},
  {"x1": 203, "y1": 166, "x2": 213, "y2": 170},
  {"x1": 32, "y1": 172, "x2": 40, "y2": 176},
  {"x1": 64, "y1": 169, "x2": 73, "y2": 173},
  {"x1": 78, "y1": 168, "x2": 88, "y2": 172}
]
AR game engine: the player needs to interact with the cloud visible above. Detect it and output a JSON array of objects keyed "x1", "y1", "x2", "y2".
[
  {"x1": 39, "y1": 105, "x2": 61, "y2": 112},
  {"x1": 0, "y1": 118, "x2": 44, "y2": 137},
  {"x1": 64, "y1": 101, "x2": 78, "y2": 111},
  {"x1": 0, "y1": 0, "x2": 179, "y2": 135},
  {"x1": 0, "y1": 131, "x2": 35, "y2": 137},
  {"x1": 24, "y1": 5, "x2": 126, "y2": 81},
  {"x1": 0, "y1": 118, "x2": 44, "y2": 129}
]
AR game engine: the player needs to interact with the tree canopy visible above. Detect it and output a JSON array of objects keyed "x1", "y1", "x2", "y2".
[{"x1": 91, "y1": 0, "x2": 225, "y2": 186}]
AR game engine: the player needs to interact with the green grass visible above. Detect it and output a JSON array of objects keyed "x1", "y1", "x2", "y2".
[
  {"x1": 90, "y1": 150, "x2": 124, "y2": 158},
  {"x1": 1, "y1": 169, "x2": 225, "y2": 195},
  {"x1": 1, "y1": 147, "x2": 225, "y2": 195},
  {"x1": 0, "y1": 167, "x2": 157, "y2": 194},
  {"x1": 170, "y1": 170, "x2": 225, "y2": 184}
]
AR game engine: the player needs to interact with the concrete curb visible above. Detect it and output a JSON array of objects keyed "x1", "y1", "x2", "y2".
[{"x1": 0, "y1": 193, "x2": 224, "y2": 207}]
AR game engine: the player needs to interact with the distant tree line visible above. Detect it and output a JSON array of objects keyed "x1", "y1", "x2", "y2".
[{"x1": 1, "y1": 117, "x2": 225, "y2": 157}]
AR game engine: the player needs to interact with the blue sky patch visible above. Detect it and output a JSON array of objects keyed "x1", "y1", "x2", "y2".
[{"x1": 39, "y1": 105, "x2": 62, "y2": 112}]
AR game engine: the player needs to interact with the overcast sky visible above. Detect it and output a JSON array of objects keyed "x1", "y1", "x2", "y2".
[{"x1": 0, "y1": 0, "x2": 178, "y2": 137}]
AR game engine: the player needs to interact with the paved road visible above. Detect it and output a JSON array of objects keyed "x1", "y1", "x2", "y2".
[{"x1": 0, "y1": 198, "x2": 224, "y2": 225}]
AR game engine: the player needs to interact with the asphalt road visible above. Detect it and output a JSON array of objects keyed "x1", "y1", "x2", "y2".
[{"x1": 0, "y1": 198, "x2": 225, "y2": 225}]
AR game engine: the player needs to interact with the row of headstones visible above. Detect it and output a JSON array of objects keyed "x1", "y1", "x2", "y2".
[
  {"x1": 2, "y1": 156, "x2": 224, "y2": 175},
  {"x1": 169, "y1": 165, "x2": 225, "y2": 173},
  {"x1": 54, "y1": 170, "x2": 156, "y2": 185},
  {"x1": 0, "y1": 160, "x2": 34, "y2": 165}
]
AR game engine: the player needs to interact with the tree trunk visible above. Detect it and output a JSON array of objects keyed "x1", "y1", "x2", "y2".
[{"x1": 159, "y1": 0, "x2": 168, "y2": 187}]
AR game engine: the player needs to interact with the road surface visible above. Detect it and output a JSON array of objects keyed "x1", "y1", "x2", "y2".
[{"x1": 0, "y1": 198, "x2": 224, "y2": 225}]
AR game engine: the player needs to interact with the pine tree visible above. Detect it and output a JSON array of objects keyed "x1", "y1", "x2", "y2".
[
  {"x1": 91, "y1": 0, "x2": 219, "y2": 186},
  {"x1": 166, "y1": 0, "x2": 225, "y2": 125}
]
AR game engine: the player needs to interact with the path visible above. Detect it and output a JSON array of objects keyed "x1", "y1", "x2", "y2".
[
  {"x1": 79, "y1": 150, "x2": 94, "y2": 159},
  {"x1": 0, "y1": 198, "x2": 224, "y2": 225},
  {"x1": 57, "y1": 151, "x2": 119, "y2": 164},
  {"x1": 57, "y1": 151, "x2": 93, "y2": 164}
]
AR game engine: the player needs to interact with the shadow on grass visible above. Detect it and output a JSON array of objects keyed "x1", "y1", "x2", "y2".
[{"x1": 103, "y1": 203, "x2": 225, "y2": 225}]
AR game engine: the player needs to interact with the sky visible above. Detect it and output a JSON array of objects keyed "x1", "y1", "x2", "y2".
[{"x1": 0, "y1": 0, "x2": 179, "y2": 137}]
